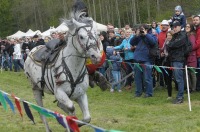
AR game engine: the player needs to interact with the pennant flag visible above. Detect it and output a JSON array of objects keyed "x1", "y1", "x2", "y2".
[
  {"x1": 94, "y1": 127, "x2": 106, "y2": 132},
  {"x1": 53, "y1": 112, "x2": 69, "y2": 129},
  {"x1": 160, "y1": 67, "x2": 169, "y2": 76},
  {"x1": 135, "y1": 63, "x2": 143, "y2": 72},
  {"x1": 0, "y1": 91, "x2": 7, "y2": 111},
  {"x1": 11, "y1": 94, "x2": 23, "y2": 118},
  {"x1": 23, "y1": 101, "x2": 35, "y2": 124},
  {"x1": 66, "y1": 116, "x2": 80, "y2": 132},
  {"x1": 188, "y1": 67, "x2": 197, "y2": 74},
  {"x1": 3, "y1": 94, "x2": 15, "y2": 113},
  {"x1": 154, "y1": 66, "x2": 162, "y2": 73},
  {"x1": 106, "y1": 130, "x2": 124, "y2": 132},
  {"x1": 31, "y1": 104, "x2": 55, "y2": 118},
  {"x1": 107, "y1": 60, "x2": 113, "y2": 68},
  {"x1": 127, "y1": 62, "x2": 134, "y2": 70},
  {"x1": 121, "y1": 61, "x2": 127, "y2": 70}
]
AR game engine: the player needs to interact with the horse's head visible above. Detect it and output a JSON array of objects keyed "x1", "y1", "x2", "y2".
[{"x1": 65, "y1": 16, "x2": 102, "y2": 64}]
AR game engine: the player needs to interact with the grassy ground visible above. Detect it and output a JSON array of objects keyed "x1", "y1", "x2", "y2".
[{"x1": 0, "y1": 71, "x2": 200, "y2": 132}]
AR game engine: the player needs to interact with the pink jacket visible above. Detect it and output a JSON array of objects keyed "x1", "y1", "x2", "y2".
[{"x1": 187, "y1": 34, "x2": 197, "y2": 67}]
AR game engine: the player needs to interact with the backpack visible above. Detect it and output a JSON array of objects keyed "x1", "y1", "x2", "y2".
[{"x1": 184, "y1": 35, "x2": 192, "y2": 58}]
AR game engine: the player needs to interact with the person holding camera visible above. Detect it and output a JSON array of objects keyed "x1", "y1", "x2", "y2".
[{"x1": 130, "y1": 24, "x2": 157, "y2": 98}]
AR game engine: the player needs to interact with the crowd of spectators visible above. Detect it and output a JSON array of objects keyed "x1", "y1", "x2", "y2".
[{"x1": 97, "y1": 5, "x2": 200, "y2": 104}]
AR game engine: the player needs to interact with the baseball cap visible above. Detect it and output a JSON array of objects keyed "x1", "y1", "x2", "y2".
[{"x1": 161, "y1": 20, "x2": 169, "y2": 26}]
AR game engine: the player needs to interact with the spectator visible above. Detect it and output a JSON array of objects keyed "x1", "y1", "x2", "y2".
[
  {"x1": 22, "y1": 37, "x2": 31, "y2": 61},
  {"x1": 130, "y1": 24, "x2": 157, "y2": 97},
  {"x1": 150, "y1": 21, "x2": 161, "y2": 34},
  {"x1": 110, "y1": 49, "x2": 122, "y2": 93},
  {"x1": 157, "y1": 20, "x2": 170, "y2": 87},
  {"x1": 167, "y1": 21, "x2": 187, "y2": 104},
  {"x1": 114, "y1": 29, "x2": 134, "y2": 90},
  {"x1": 108, "y1": 30, "x2": 116, "y2": 46},
  {"x1": 192, "y1": 16, "x2": 200, "y2": 91},
  {"x1": 98, "y1": 31, "x2": 109, "y2": 75},
  {"x1": 170, "y1": 5, "x2": 186, "y2": 30},
  {"x1": 160, "y1": 31, "x2": 177, "y2": 100},
  {"x1": 185, "y1": 23, "x2": 197, "y2": 92},
  {"x1": 13, "y1": 39, "x2": 23, "y2": 72},
  {"x1": 31, "y1": 35, "x2": 45, "y2": 49}
]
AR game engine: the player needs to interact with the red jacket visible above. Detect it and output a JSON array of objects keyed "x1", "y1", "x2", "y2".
[
  {"x1": 158, "y1": 31, "x2": 167, "y2": 49},
  {"x1": 193, "y1": 26, "x2": 200, "y2": 58},
  {"x1": 187, "y1": 34, "x2": 197, "y2": 67}
]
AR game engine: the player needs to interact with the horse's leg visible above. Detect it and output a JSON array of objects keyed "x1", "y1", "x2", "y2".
[
  {"x1": 76, "y1": 93, "x2": 91, "y2": 126},
  {"x1": 55, "y1": 88, "x2": 75, "y2": 115},
  {"x1": 32, "y1": 88, "x2": 51, "y2": 132}
]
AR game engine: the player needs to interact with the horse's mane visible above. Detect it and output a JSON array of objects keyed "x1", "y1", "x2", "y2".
[{"x1": 71, "y1": 10, "x2": 93, "y2": 25}]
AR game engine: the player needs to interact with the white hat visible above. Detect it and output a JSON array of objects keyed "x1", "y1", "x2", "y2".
[{"x1": 161, "y1": 20, "x2": 169, "y2": 25}]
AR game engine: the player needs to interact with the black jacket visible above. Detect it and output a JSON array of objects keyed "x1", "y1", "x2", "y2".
[{"x1": 167, "y1": 31, "x2": 187, "y2": 62}]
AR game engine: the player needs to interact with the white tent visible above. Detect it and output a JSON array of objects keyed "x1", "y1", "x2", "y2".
[
  {"x1": 26, "y1": 29, "x2": 34, "y2": 34},
  {"x1": 55, "y1": 23, "x2": 69, "y2": 33},
  {"x1": 25, "y1": 29, "x2": 35, "y2": 37},
  {"x1": 41, "y1": 27, "x2": 55, "y2": 37},
  {"x1": 9, "y1": 30, "x2": 26, "y2": 38}
]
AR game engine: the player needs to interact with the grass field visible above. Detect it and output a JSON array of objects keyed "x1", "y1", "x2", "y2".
[{"x1": 1, "y1": 71, "x2": 200, "y2": 132}]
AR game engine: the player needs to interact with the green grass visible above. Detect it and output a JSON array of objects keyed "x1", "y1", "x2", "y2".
[{"x1": 1, "y1": 71, "x2": 200, "y2": 132}]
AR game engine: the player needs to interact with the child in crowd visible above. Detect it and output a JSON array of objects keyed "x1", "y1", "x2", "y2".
[
  {"x1": 170, "y1": 5, "x2": 186, "y2": 30},
  {"x1": 110, "y1": 49, "x2": 122, "y2": 92}
]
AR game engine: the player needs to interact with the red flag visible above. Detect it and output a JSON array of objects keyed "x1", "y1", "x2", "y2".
[
  {"x1": 11, "y1": 94, "x2": 23, "y2": 118},
  {"x1": 66, "y1": 116, "x2": 80, "y2": 132}
]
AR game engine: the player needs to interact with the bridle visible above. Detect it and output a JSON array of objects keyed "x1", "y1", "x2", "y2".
[{"x1": 70, "y1": 24, "x2": 99, "y2": 53}]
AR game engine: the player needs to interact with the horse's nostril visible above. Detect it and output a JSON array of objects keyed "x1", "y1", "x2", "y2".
[{"x1": 91, "y1": 55, "x2": 95, "y2": 58}]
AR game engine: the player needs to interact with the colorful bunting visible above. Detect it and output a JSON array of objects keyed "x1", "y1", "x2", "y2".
[
  {"x1": 66, "y1": 116, "x2": 80, "y2": 132},
  {"x1": 3, "y1": 94, "x2": 15, "y2": 113},
  {"x1": 0, "y1": 91, "x2": 7, "y2": 111},
  {"x1": 0, "y1": 90, "x2": 124, "y2": 132},
  {"x1": 23, "y1": 101, "x2": 35, "y2": 124},
  {"x1": 11, "y1": 94, "x2": 23, "y2": 118}
]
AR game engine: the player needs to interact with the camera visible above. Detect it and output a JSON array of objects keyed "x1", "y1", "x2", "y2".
[{"x1": 140, "y1": 28, "x2": 144, "y2": 34}]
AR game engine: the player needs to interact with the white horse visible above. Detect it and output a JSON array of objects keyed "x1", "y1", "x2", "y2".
[{"x1": 24, "y1": 12, "x2": 102, "y2": 132}]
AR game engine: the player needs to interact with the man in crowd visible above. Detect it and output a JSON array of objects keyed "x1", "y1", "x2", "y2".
[
  {"x1": 157, "y1": 20, "x2": 170, "y2": 87},
  {"x1": 130, "y1": 24, "x2": 157, "y2": 98},
  {"x1": 192, "y1": 16, "x2": 200, "y2": 91},
  {"x1": 167, "y1": 21, "x2": 187, "y2": 104}
]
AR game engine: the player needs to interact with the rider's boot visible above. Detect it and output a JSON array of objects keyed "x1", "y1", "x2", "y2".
[{"x1": 94, "y1": 71, "x2": 111, "y2": 91}]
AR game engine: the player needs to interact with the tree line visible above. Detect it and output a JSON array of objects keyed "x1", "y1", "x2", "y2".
[{"x1": 0, "y1": 0, "x2": 199, "y2": 38}]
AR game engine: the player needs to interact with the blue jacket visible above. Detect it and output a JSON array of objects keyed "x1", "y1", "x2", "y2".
[
  {"x1": 110, "y1": 54, "x2": 121, "y2": 71},
  {"x1": 114, "y1": 35, "x2": 134, "y2": 60},
  {"x1": 171, "y1": 13, "x2": 186, "y2": 29},
  {"x1": 130, "y1": 34, "x2": 157, "y2": 62}
]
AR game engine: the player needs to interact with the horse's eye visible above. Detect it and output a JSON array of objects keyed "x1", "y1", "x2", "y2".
[{"x1": 80, "y1": 36, "x2": 84, "y2": 39}]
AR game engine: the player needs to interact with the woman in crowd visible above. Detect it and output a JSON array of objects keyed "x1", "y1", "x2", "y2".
[
  {"x1": 160, "y1": 31, "x2": 176, "y2": 100},
  {"x1": 114, "y1": 29, "x2": 134, "y2": 90},
  {"x1": 185, "y1": 23, "x2": 197, "y2": 92}
]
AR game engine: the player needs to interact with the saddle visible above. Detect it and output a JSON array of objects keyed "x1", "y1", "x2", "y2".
[
  {"x1": 31, "y1": 39, "x2": 66, "y2": 66},
  {"x1": 30, "y1": 39, "x2": 67, "y2": 89}
]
